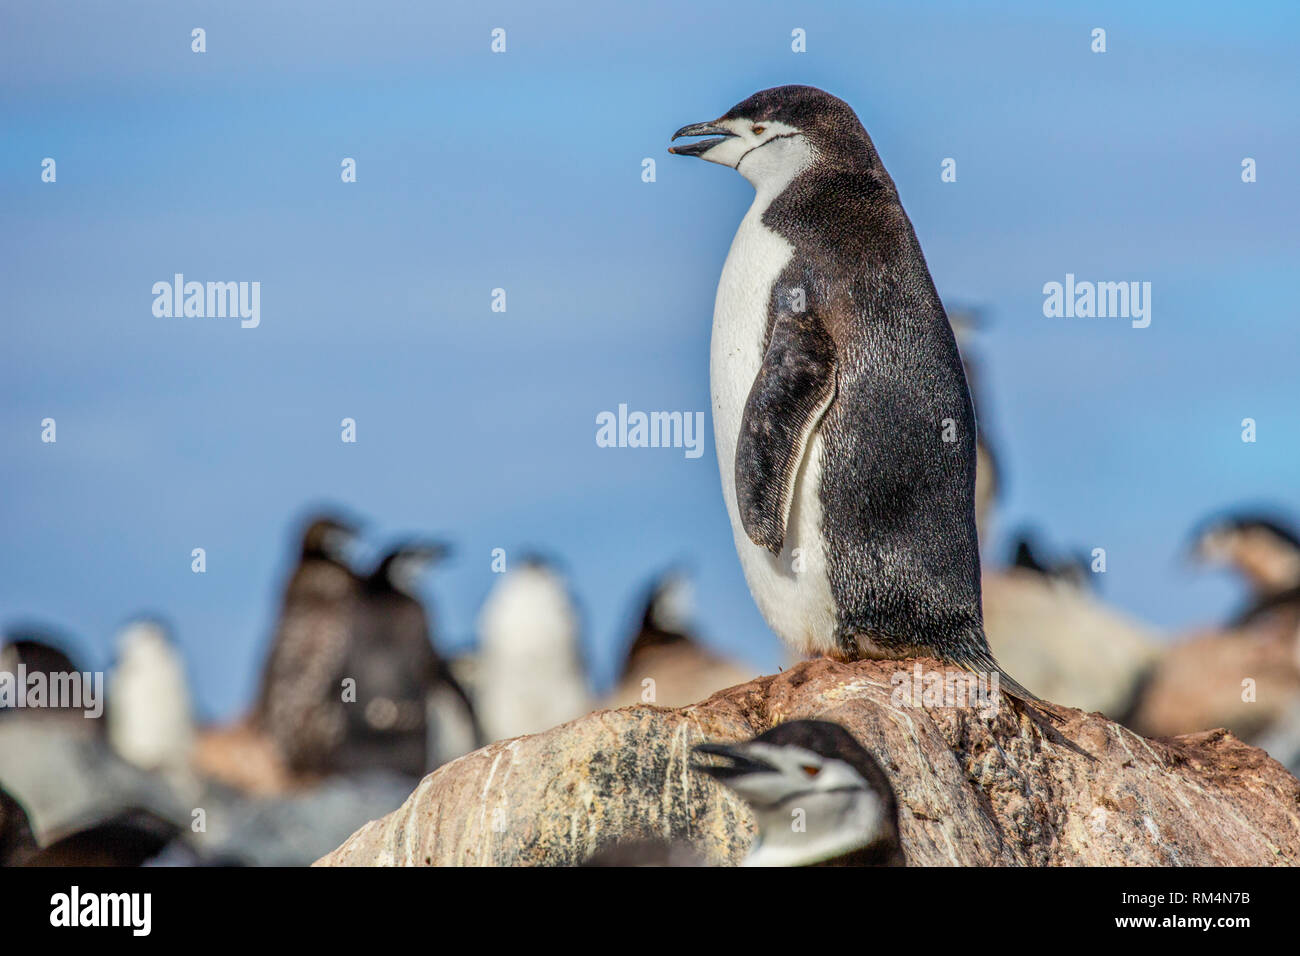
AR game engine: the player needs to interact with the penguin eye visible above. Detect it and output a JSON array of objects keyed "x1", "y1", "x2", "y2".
[
  {"x1": 752, "y1": 124, "x2": 766, "y2": 135},
  {"x1": 800, "y1": 764, "x2": 820, "y2": 778}
]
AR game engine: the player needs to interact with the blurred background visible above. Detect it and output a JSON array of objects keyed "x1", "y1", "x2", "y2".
[{"x1": 2, "y1": 1, "x2": 1298, "y2": 864}]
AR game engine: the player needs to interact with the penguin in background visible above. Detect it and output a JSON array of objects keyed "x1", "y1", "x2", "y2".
[
  {"x1": 605, "y1": 568, "x2": 754, "y2": 709},
  {"x1": 336, "y1": 541, "x2": 480, "y2": 777},
  {"x1": 475, "y1": 555, "x2": 591, "y2": 741},
  {"x1": 0, "y1": 628, "x2": 94, "y2": 722},
  {"x1": 106, "y1": 618, "x2": 195, "y2": 780},
  {"x1": 256, "y1": 513, "x2": 363, "y2": 775},
  {"x1": 1189, "y1": 511, "x2": 1300, "y2": 627},
  {"x1": 585, "y1": 720, "x2": 903, "y2": 867},
  {"x1": 669, "y1": 86, "x2": 1039, "y2": 704},
  {"x1": 946, "y1": 306, "x2": 1002, "y2": 549},
  {"x1": 1007, "y1": 531, "x2": 1093, "y2": 591}
]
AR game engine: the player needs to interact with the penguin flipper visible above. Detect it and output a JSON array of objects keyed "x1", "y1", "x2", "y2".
[{"x1": 735, "y1": 308, "x2": 837, "y2": 554}]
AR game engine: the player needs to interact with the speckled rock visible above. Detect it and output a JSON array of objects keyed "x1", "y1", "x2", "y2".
[{"x1": 316, "y1": 657, "x2": 1300, "y2": 867}]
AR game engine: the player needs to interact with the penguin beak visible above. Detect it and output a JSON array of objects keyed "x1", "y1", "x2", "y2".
[
  {"x1": 669, "y1": 121, "x2": 737, "y2": 157},
  {"x1": 691, "y1": 741, "x2": 776, "y2": 781}
]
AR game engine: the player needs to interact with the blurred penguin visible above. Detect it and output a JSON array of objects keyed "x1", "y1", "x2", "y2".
[
  {"x1": 256, "y1": 514, "x2": 362, "y2": 775},
  {"x1": 337, "y1": 541, "x2": 480, "y2": 777},
  {"x1": 0, "y1": 628, "x2": 94, "y2": 722},
  {"x1": 476, "y1": 556, "x2": 589, "y2": 741},
  {"x1": 605, "y1": 569, "x2": 753, "y2": 709},
  {"x1": 1007, "y1": 530, "x2": 1093, "y2": 591},
  {"x1": 1190, "y1": 511, "x2": 1300, "y2": 627},
  {"x1": 948, "y1": 306, "x2": 1001, "y2": 549},
  {"x1": 106, "y1": 618, "x2": 195, "y2": 781}
]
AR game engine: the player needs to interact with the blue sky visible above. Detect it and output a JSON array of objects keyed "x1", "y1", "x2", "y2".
[{"x1": 2, "y1": 1, "x2": 1298, "y2": 719}]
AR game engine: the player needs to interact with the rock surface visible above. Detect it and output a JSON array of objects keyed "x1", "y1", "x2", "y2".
[
  {"x1": 602, "y1": 643, "x2": 756, "y2": 711},
  {"x1": 317, "y1": 657, "x2": 1300, "y2": 866},
  {"x1": 1126, "y1": 609, "x2": 1300, "y2": 742}
]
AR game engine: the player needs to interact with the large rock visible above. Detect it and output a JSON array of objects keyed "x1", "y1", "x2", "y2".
[
  {"x1": 1127, "y1": 614, "x2": 1300, "y2": 743},
  {"x1": 317, "y1": 658, "x2": 1300, "y2": 866},
  {"x1": 602, "y1": 643, "x2": 756, "y2": 711}
]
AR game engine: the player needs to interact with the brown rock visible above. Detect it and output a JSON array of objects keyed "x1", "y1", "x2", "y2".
[
  {"x1": 602, "y1": 643, "x2": 756, "y2": 711},
  {"x1": 316, "y1": 657, "x2": 1300, "y2": 866},
  {"x1": 191, "y1": 717, "x2": 310, "y2": 796},
  {"x1": 1128, "y1": 617, "x2": 1300, "y2": 741},
  {"x1": 983, "y1": 569, "x2": 1159, "y2": 718}
]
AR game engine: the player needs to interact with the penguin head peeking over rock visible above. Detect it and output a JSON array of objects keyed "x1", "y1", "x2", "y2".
[
  {"x1": 586, "y1": 720, "x2": 903, "y2": 867},
  {"x1": 693, "y1": 720, "x2": 904, "y2": 867}
]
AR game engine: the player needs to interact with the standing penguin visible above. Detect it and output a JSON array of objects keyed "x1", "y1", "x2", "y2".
[
  {"x1": 0, "y1": 630, "x2": 90, "y2": 721},
  {"x1": 605, "y1": 568, "x2": 753, "y2": 708},
  {"x1": 106, "y1": 618, "x2": 195, "y2": 778},
  {"x1": 670, "y1": 86, "x2": 1036, "y2": 702},
  {"x1": 337, "y1": 541, "x2": 480, "y2": 777},
  {"x1": 256, "y1": 514, "x2": 362, "y2": 774},
  {"x1": 475, "y1": 556, "x2": 590, "y2": 741},
  {"x1": 1189, "y1": 511, "x2": 1300, "y2": 627},
  {"x1": 947, "y1": 306, "x2": 1002, "y2": 548}
]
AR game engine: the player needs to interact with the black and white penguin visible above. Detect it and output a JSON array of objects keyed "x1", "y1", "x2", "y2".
[
  {"x1": 0, "y1": 629, "x2": 93, "y2": 721},
  {"x1": 256, "y1": 513, "x2": 362, "y2": 774},
  {"x1": 1007, "y1": 531, "x2": 1092, "y2": 590},
  {"x1": 670, "y1": 86, "x2": 1036, "y2": 701},
  {"x1": 584, "y1": 719, "x2": 903, "y2": 867},
  {"x1": 605, "y1": 568, "x2": 753, "y2": 708},
  {"x1": 693, "y1": 720, "x2": 904, "y2": 866},
  {"x1": 475, "y1": 555, "x2": 590, "y2": 740},
  {"x1": 337, "y1": 541, "x2": 480, "y2": 777},
  {"x1": 106, "y1": 618, "x2": 195, "y2": 778},
  {"x1": 1189, "y1": 511, "x2": 1300, "y2": 626},
  {"x1": 946, "y1": 306, "x2": 1002, "y2": 547}
]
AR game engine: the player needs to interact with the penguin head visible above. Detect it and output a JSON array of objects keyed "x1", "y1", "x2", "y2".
[
  {"x1": 670, "y1": 85, "x2": 869, "y2": 190},
  {"x1": 645, "y1": 567, "x2": 695, "y2": 636},
  {"x1": 0, "y1": 631, "x2": 80, "y2": 676},
  {"x1": 1189, "y1": 512, "x2": 1300, "y2": 595},
  {"x1": 692, "y1": 720, "x2": 900, "y2": 866},
  {"x1": 373, "y1": 541, "x2": 450, "y2": 595},
  {"x1": 478, "y1": 557, "x2": 580, "y2": 659},
  {"x1": 114, "y1": 618, "x2": 175, "y2": 665},
  {"x1": 299, "y1": 514, "x2": 362, "y2": 563}
]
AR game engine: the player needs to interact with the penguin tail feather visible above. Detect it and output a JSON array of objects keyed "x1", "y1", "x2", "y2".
[{"x1": 954, "y1": 643, "x2": 1067, "y2": 724}]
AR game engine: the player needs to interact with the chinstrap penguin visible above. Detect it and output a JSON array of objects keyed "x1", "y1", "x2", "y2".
[
  {"x1": 605, "y1": 568, "x2": 753, "y2": 708},
  {"x1": 585, "y1": 719, "x2": 903, "y2": 866},
  {"x1": 475, "y1": 555, "x2": 590, "y2": 741},
  {"x1": 1189, "y1": 511, "x2": 1300, "y2": 627},
  {"x1": 256, "y1": 513, "x2": 362, "y2": 773},
  {"x1": 338, "y1": 540, "x2": 481, "y2": 776},
  {"x1": 670, "y1": 85, "x2": 1037, "y2": 702},
  {"x1": 106, "y1": 618, "x2": 196, "y2": 777},
  {"x1": 693, "y1": 720, "x2": 904, "y2": 866}
]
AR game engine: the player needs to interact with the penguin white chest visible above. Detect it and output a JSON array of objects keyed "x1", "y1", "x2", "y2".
[{"x1": 709, "y1": 200, "x2": 839, "y2": 656}]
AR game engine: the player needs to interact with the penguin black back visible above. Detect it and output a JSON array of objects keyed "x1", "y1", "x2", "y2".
[
  {"x1": 256, "y1": 514, "x2": 362, "y2": 773},
  {"x1": 337, "y1": 541, "x2": 479, "y2": 777}
]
